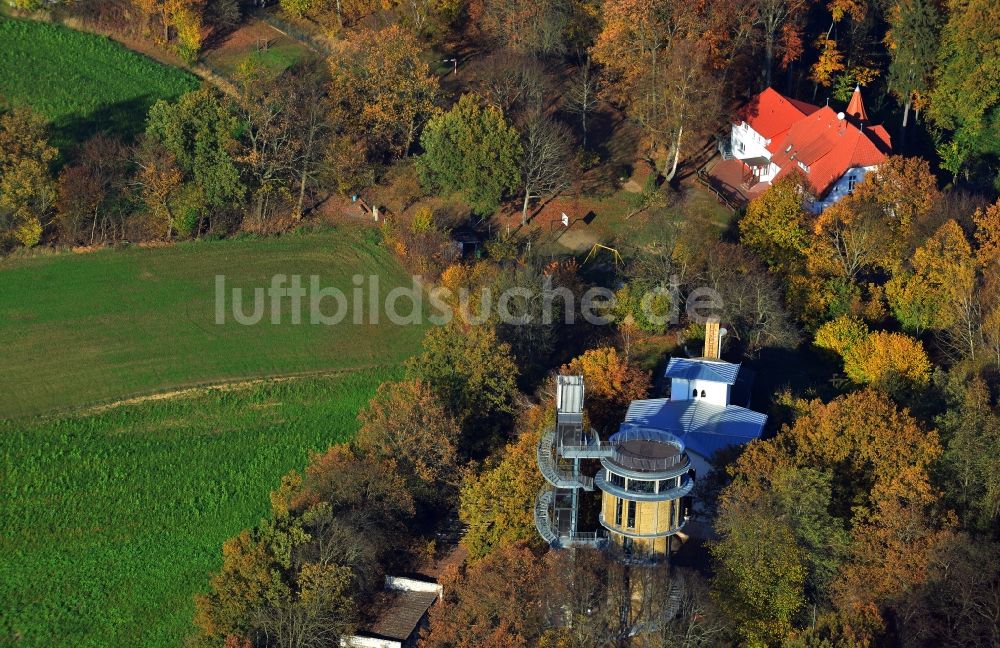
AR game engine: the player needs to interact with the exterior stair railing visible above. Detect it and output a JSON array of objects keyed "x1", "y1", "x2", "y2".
[
  {"x1": 534, "y1": 487, "x2": 559, "y2": 546},
  {"x1": 534, "y1": 486, "x2": 607, "y2": 549},
  {"x1": 537, "y1": 429, "x2": 595, "y2": 491}
]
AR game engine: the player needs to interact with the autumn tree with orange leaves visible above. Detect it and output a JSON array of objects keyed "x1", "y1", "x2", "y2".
[
  {"x1": 354, "y1": 379, "x2": 464, "y2": 503},
  {"x1": 422, "y1": 542, "x2": 549, "y2": 647},
  {"x1": 591, "y1": 0, "x2": 723, "y2": 180},
  {"x1": 749, "y1": 0, "x2": 811, "y2": 87},
  {"x1": 561, "y1": 346, "x2": 650, "y2": 433},
  {"x1": 712, "y1": 389, "x2": 953, "y2": 645},
  {"x1": 330, "y1": 25, "x2": 439, "y2": 166}
]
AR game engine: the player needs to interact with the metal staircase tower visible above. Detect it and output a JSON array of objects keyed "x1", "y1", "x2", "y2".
[{"x1": 533, "y1": 375, "x2": 608, "y2": 549}]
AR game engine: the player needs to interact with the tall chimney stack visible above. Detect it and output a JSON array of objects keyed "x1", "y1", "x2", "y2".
[{"x1": 703, "y1": 317, "x2": 722, "y2": 359}]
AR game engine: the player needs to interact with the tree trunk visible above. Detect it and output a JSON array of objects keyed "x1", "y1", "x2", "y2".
[
  {"x1": 521, "y1": 189, "x2": 531, "y2": 225},
  {"x1": 296, "y1": 170, "x2": 308, "y2": 220},
  {"x1": 404, "y1": 118, "x2": 416, "y2": 158},
  {"x1": 764, "y1": 36, "x2": 775, "y2": 88},
  {"x1": 255, "y1": 191, "x2": 266, "y2": 226},
  {"x1": 90, "y1": 207, "x2": 99, "y2": 245},
  {"x1": 662, "y1": 126, "x2": 684, "y2": 183},
  {"x1": 900, "y1": 98, "x2": 911, "y2": 148}
]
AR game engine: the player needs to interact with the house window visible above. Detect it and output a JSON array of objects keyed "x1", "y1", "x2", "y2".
[
  {"x1": 736, "y1": 140, "x2": 745, "y2": 154},
  {"x1": 626, "y1": 501, "x2": 636, "y2": 529},
  {"x1": 615, "y1": 497, "x2": 624, "y2": 526},
  {"x1": 848, "y1": 175, "x2": 857, "y2": 193},
  {"x1": 692, "y1": 388, "x2": 698, "y2": 397},
  {"x1": 701, "y1": 390, "x2": 707, "y2": 398},
  {"x1": 609, "y1": 472, "x2": 626, "y2": 489}
]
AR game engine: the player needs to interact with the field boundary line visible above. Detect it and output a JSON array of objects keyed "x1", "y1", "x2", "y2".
[{"x1": 16, "y1": 365, "x2": 397, "y2": 421}]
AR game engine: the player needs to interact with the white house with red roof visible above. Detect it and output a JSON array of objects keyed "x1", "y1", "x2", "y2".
[{"x1": 725, "y1": 86, "x2": 892, "y2": 212}]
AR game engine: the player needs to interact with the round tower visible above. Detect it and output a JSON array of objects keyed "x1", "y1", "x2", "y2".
[{"x1": 596, "y1": 427, "x2": 693, "y2": 562}]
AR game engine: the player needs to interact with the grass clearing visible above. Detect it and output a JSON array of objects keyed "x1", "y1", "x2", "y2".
[
  {"x1": 0, "y1": 369, "x2": 401, "y2": 647},
  {"x1": 0, "y1": 17, "x2": 198, "y2": 147},
  {"x1": 0, "y1": 226, "x2": 427, "y2": 419},
  {"x1": 202, "y1": 18, "x2": 311, "y2": 78}
]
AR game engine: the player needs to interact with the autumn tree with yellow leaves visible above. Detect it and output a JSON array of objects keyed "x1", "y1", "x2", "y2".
[
  {"x1": 0, "y1": 108, "x2": 56, "y2": 249},
  {"x1": 815, "y1": 316, "x2": 931, "y2": 395},
  {"x1": 886, "y1": 219, "x2": 975, "y2": 335}
]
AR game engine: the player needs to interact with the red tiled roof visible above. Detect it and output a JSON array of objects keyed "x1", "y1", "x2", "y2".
[
  {"x1": 768, "y1": 106, "x2": 891, "y2": 196},
  {"x1": 868, "y1": 124, "x2": 891, "y2": 149},
  {"x1": 737, "y1": 87, "x2": 820, "y2": 141}
]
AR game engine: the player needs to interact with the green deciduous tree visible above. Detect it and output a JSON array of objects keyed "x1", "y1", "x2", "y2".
[
  {"x1": 928, "y1": 0, "x2": 1000, "y2": 184},
  {"x1": 418, "y1": 94, "x2": 522, "y2": 215},
  {"x1": 146, "y1": 88, "x2": 244, "y2": 211},
  {"x1": 739, "y1": 175, "x2": 809, "y2": 274},
  {"x1": 886, "y1": 0, "x2": 940, "y2": 130},
  {"x1": 937, "y1": 375, "x2": 1000, "y2": 534},
  {"x1": 711, "y1": 497, "x2": 807, "y2": 646},
  {"x1": 406, "y1": 321, "x2": 519, "y2": 455},
  {"x1": 814, "y1": 315, "x2": 869, "y2": 358},
  {"x1": 886, "y1": 219, "x2": 975, "y2": 334}
]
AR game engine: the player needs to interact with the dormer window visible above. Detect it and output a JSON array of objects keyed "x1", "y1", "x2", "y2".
[{"x1": 785, "y1": 144, "x2": 792, "y2": 153}]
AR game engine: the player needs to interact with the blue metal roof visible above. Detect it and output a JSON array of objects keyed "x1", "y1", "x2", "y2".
[
  {"x1": 623, "y1": 398, "x2": 767, "y2": 460},
  {"x1": 664, "y1": 357, "x2": 741, "y2": 385}
]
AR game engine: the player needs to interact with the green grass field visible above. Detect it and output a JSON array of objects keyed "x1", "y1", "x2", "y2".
[
  {"x1": 0, "y1": 17, "x2": 198, "y2": 146},
  {"x1": 0, "y1": 369, "x2": 402, "y2": 647},
  {"x1": 0, "y1": 227, "x2": 427, "y2": 419}
]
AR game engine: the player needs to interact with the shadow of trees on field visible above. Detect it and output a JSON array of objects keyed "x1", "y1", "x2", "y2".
[{"x1": 50, "y1": 94, "x2": 160, "y2": 155}]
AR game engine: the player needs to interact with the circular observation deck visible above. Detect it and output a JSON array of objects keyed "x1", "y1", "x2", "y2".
[{"x1": 601, "y1": 427, "x2": 690, "y2": 479}]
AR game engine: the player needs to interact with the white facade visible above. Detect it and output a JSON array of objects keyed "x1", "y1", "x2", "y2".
[
  {"x1": 807, "y1": 165, "x2": 877, "y2": 213},
  {"x1": 385, "y1": 576, "x2": 443, "y2": 597},
  {"x1": 342, "y1": 637, "x2": 402, "y2": 648},
  {"x1": 669, "y1": 378, "x2": 731, "y2": 407},
  {"x1": 730, "y1": 122, "x2": 779, "y2": 182}
]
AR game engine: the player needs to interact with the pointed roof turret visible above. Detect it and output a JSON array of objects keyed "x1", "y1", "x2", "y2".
[{"x1": 846, "y1": 85, "x2": 868, "y2": 122}]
